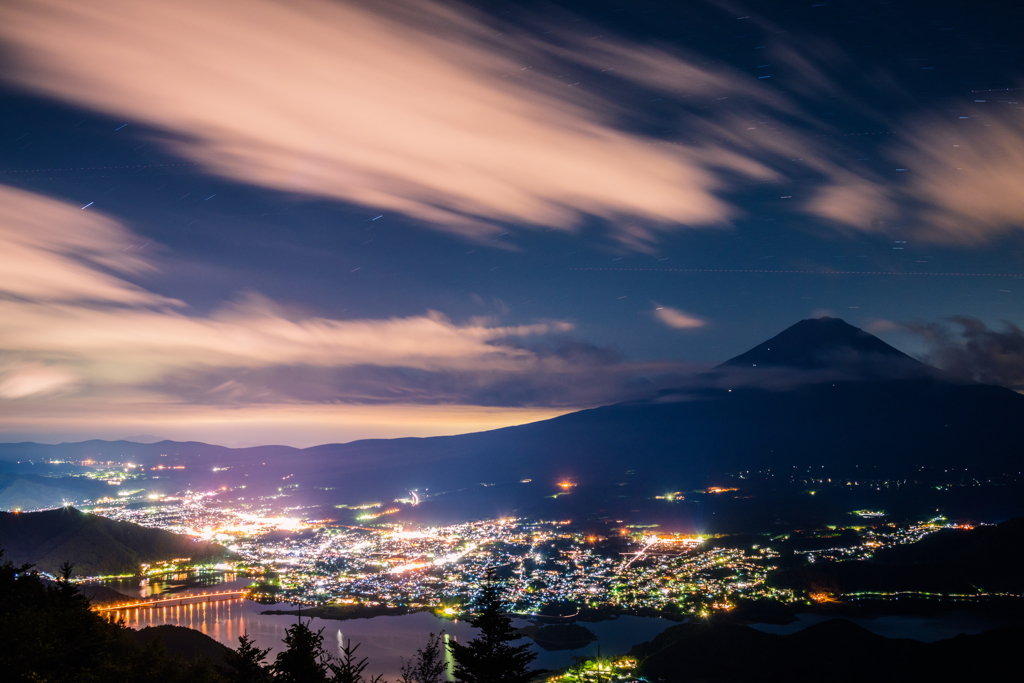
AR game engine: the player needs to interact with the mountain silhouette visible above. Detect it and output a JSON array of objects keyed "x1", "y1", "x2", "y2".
[
  {"x1": 3, "y1": 318, "x2": 1022, "y2": 524},
  {"x1": 721, "y1": 317, "x2": 920, "y2": 371}
]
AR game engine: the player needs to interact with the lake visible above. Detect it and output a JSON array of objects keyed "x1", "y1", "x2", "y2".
[
  {"x1": 110, "y1": 598, "x2": 677, "y2": 678},
  {"x1": 104, "y1": 571, "x2": 1012, "y2": 677}
]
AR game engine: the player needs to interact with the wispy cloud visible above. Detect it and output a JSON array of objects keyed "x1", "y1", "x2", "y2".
[
  {"x1": 0, "y1": 0, "x2": 773, "y2": 243},
  {"x1": 0, "y1": 297, "x2": 573, "y2": 379},
  {"x1": 806, "y1": 109, "x2": 1024, "y2": 243},
  {"x1": 695, "y1": 5, "x2": 1024, "y2": 245},
  {"x1": 894, "y1": 112, "x2": 1024, "y2": 243},
  {"x1": 654, "y1": 306, "x2": 706, "y2": 330},
  {"x1": 3, "y1": 1, "x2": 1021, "y2": 246},
  {"x1": 0, "y1": 188, "x2": 580, "y2": 394},
  {"x1": 0, "y1": 364, "x2": 78, "y2": 399},
  {"x1": 145, "y1": 343, "x2": 694, "y2": 409},
  {"x1": 0, "y1": 186, "x2": 177, "y2": 306},
  {"x1": 0, "y1": 188, "x2": 698, "y2": 422}
]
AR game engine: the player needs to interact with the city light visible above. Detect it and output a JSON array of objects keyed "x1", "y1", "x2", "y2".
[{"x1": 74, "y1": 487, "x2": 974, "y2": 620}]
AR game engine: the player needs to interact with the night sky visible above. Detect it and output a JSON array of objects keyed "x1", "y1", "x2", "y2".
[{"x1": 2, "y1": 0, "x2": 1023, "y2": 445}]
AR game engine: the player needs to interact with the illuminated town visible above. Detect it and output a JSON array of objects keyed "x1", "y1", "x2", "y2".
[{"x1": 71, "y1": 484, "x2": 981, "y2": 618}]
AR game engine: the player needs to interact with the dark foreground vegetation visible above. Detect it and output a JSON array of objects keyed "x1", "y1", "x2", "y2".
[
  {"x1": 1, "y1": 551, "x2": 231, "y2": 682},
  {"x1": 0, "y1": 554, "x2": 538, "y2": 683},
  {"x1": 632, "y1": 618, "x2": 1023, "y2": 682}
]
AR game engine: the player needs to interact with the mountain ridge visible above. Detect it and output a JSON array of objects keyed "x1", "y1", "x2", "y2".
[{"x1": 2, "y1": 318, "x2": 1022, "y2": 523}]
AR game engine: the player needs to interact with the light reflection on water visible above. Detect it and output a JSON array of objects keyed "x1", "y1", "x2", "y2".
[
  {"x1": 102, "y1": 573, "x2": 1008, "y2": 675},
  {"x1": 103, "y1": 571, "x2": 250, "y2": 599},
  {"x1": 109, "y1": 600, "x2": 676, "y2": 678}
]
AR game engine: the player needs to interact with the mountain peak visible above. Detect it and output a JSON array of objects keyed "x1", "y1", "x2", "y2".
[{"x1": 720, "y1": 317, "x2": 920, "y2": 371}]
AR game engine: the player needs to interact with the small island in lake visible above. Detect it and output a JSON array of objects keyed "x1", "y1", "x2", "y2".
[{"x1": 524, "y1": 623, "x2": 598, "y2": 651}]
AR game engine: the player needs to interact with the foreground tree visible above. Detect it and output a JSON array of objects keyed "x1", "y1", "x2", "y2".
[
  {"x1": 329, "y1": 638, "x2": 388, "y2": 683},
  {"x1": 224, "y1": 632, "x2": 273, "y2": 683},
  {"x1": 400, "y1": 632, "x2": 447, "y2": 683},
  {"x1": 448, "y1": 571, "x2": 537, "y2": 683},
  {"x1": 569, "y1": 658, "x2": 586, "y2": 683},
  {"x1": 273, "y1": 620, "x2": 333, "y2": 683},
  {"x1": 0, "y1": 549, "x2": 228, "y2": 682}
]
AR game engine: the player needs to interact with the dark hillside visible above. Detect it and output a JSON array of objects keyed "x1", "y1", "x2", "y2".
[
  {"x1": 632, "y1": 618, "x2": 1022, "y2": 682},
  {"x1": 0, "y1": 507, "x2": 233, "y2": 575},
  {"x1": 0, "y1": 553, "x2": 234, "y2": 682},
  {"x1": 0, "y1": 473, "x2": 112, "y2": 511},
  {"x1": 132, "y1": 625, "x2": 231, "y2": 665},
  {"x1": 773, "y1": 516, "x2": 1024, "y2": 595}
]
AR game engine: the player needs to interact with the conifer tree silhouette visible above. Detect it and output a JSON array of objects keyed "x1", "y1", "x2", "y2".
[
  {"x1": 400, "y1": 632, "x2": 447, "y2": 683},
  {"x1": 225, "y1": 631, "x2": 273, "y2": 682},
  {"x1": 448, "y1": 570, "x2": 537, "y2": 683},
  {"x1": 273, "y1": 620, "x2": 332, "y2": 682}
]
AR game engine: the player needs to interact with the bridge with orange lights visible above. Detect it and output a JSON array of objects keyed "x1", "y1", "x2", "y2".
[{"x1": 93, "y1": 589, "x2": 249, "y2": 613}]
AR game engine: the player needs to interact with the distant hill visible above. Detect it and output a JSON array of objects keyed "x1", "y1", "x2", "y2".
[
  {"x1": 120, "y1": 434, "x2": 166, "y2": 444},
  {"x1": 78, "y1": 582, "x2": 136, "y2": 606},
  {"x1": 2, "y1": 318, "x2": 1022, "y2": 524},
  {"x1": 0, "y1": 507, "x2": 234, "y2": 576},
  {"x1": 0, "y1": 473, "x2": 112, "y2": 511},
  {"x1": 632, "y1": 618, "x2": 1023, "y2": 682}
]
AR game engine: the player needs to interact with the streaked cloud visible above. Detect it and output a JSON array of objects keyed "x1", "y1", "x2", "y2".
[
  {"x1": 0, "y1": 188, "x2": 696, "y2": 423},
  {"x1": 0, "y1": 186, "x2": 177, "y2": 306},
  {"x1": 1, "y1": 298, "x2": 571, "y2": 382},
  {"x1": 808, "y1": 110, "x2": 1024, "y2": 243},
  {"x1": 804, "y1": 179, "x2": 898, "y2": 236},
  {"x1": 0, "y1": 0, "x2": 773, "y2": 243},
  {"x1": 654, "y1": 306, "x2": 706, "y2": 330},
  {"x1": 897, "y1": 113, "x2": 1024, "y2": 243},
  {"x1": 146, "y1": 351, "x2": 694, "y2": 409},
  {"x1": 0, "y1": 364, "x2": 78, "y2": 399},
  {"x1": 703, "y1": 5, "x2": 1024, "y2": 244},
  {"x1": 0, "y1": 189, "x2": 572, "y2": 387},
  {"x1": 3, "y1": 0, "x2": 1022, "y2": 246}
]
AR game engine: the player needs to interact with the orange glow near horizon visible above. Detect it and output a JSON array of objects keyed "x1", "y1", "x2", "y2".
[{"x1": 0, "y1": 402, "x2": 573, "y2": 448}]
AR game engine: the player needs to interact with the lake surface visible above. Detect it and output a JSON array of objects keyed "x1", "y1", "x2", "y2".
[
  {"x1": 111, "y1": 598, "x2": 677, "y2": 678},
  {"x1": 750, "y1": 611, "x2": 1010, "y2": 642},
  {"x1": 105, "y1": 571, "x2": 1012, "y2": 679}
]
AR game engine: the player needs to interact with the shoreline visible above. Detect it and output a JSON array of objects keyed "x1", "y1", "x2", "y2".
[{"x1": 260, "y1": 604, "x2": 434, "y2": 621}]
